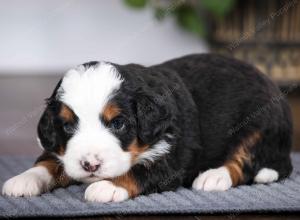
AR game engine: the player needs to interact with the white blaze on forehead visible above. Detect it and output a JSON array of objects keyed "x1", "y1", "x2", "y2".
[{"x1": 59, "y1": 62, "x2": 123, "y2": 119}]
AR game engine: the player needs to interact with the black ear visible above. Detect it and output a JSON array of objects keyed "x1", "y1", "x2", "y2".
[
  {"x1": 37, "y1": 79, "x2": 63, "y2": 152},
  {"x1": 37, "y1": 102, "x2": 59, "y2": 152},
  {"x1": 136, "y1": 88, "x2": 173, "y2": 145}
]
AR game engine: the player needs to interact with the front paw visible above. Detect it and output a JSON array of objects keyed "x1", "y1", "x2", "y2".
[
  {"x1": 84, "y1": 180, "x2": 129, "y2": 203},
  {"x1": 2, "y1": 167, "x2": 52, "y2": 197}
]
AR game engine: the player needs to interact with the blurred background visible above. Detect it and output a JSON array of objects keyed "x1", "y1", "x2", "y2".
[{"x1": 0, "y1": 0, "x2": 299, "y2": 156}]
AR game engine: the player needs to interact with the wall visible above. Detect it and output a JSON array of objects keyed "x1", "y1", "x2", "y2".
[{"x1": 0, "y1": 0, "x2": 207, "y2": 74}]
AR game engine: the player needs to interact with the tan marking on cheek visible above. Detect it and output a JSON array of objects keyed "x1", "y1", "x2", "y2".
[
  {"x1": 111, "y1": 172, "x2": 139, "y2": 197},
  {"x1": 58, "y1": 105, "x2": 72, "y2": 156},
  {"x1": 225, "y1": 131, "x2": 261, "y2": 186},
  {"x1": 128, "y1": 139, "x2": 149, "y2": 163},
  {"x1": 59, "y1": 104, "x2": 74, "y2": 122},
  {"x1": 102, "y1": 103, "x2": 121, "y2": 121},
  {"x1": 35, "y1": 160, "x2": 70, "y2": 187}
]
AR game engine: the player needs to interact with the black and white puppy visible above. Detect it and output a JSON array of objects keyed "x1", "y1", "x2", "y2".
[{"x1": 2, "y1": 54, "x2": 293, "y2": 202}]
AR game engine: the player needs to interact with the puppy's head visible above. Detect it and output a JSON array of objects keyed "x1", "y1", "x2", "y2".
[{"x1": 37, "y1": 62, "x2": 173, "y2": 182}]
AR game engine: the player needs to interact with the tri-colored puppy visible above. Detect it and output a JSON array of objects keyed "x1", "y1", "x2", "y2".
[{"x1": 2, "y1": 54, "x2": 293, "y2": 202}]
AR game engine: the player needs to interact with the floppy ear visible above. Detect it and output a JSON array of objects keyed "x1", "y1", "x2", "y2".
[
  {"x1": 37, "y1": 102, "x2": 59, "y2": 152},
  {"x1": 37, "y1": 79, "x2": 63, "y2": 152},
  {"x1": 136, "y1": 88, "x2": 173, "y2": 145}
]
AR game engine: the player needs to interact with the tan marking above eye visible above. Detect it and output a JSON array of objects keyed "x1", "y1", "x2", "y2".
[
  {"x1": 59, "y1": 104, "x2": 74, "y2": 122},
  {"x1": 58, "y1": 145, "x2": 65, "y2": 156},
  {"x1": 102, "y1": 103, "x2": 121, "y2": 122}
]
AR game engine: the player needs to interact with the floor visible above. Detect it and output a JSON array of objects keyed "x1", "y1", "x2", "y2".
[
  {"x1": 0, "y1": 76, "x2": 299, "y2": 220},
  {"x1": 59, "y1": 215, "x2": 300, "y2": 220}
]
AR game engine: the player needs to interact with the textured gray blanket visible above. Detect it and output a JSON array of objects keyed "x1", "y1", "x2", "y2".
[{"x1": 0, "y1": 154, "x2": 299, "y2": 217}]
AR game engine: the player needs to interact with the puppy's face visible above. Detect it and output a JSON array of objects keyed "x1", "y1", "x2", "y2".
[{"x1": 37, "y1": 62, "x2": 172, "y2": 183}]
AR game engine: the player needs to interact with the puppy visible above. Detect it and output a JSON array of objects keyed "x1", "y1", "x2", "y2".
[{"x1": 2, "y1": 54, "x2": 293, "y2": 202}]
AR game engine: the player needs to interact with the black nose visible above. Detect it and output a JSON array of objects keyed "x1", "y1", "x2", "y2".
[{"x1": 80, "y1": 161, "x2": 100, "y2": 172}]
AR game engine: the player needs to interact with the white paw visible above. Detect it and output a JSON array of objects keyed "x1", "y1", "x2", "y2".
[
  {"x1": 84, "y1": 180, "x2": 129, "y2": 203},
  {"x1": 2, "y1": 167, "x2": 53, "y2": 197},
  {"x1": 254, "y1": 168, "x2": 279, "y2": 183},
  {"x1": 192, "y1": 167, "x2": 232, "y2": 191}
]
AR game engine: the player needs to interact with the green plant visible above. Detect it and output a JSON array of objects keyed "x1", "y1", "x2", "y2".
[{"x1": 124, "y1": 0, "x2": 236, "y2": 37}]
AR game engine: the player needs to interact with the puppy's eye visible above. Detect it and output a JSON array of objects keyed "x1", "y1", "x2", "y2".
[
  {"x1": 63, "y1": 122, "x2": 75, "y2": 134},
  {"x1": 109, "y1": 117, "x2": 125, "y2": 131}
]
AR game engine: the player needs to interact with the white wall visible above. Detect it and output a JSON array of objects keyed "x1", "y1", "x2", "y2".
[{"x1": 0, "y1": 0, "x2": 207, "y2": 74}]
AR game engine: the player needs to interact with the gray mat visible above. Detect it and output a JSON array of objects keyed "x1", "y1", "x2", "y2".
[{"x1": 0, "y1": 154, "x2": 300, "y2": 217}]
